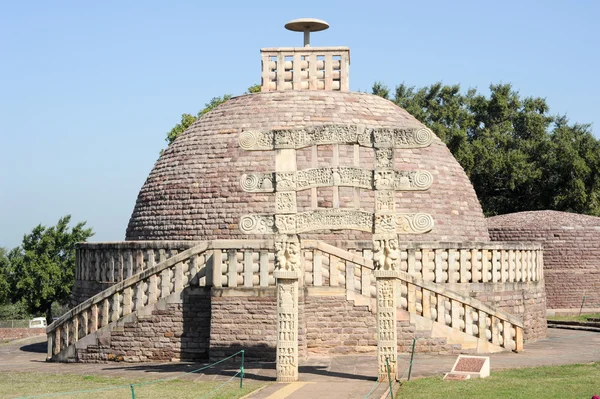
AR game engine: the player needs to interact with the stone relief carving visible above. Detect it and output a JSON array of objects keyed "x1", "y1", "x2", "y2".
[
  {"x1": 274, "y1": 235, "x2": 301, "y2": 272},
  {"x1": 374, "y1": 171, "x2": 395, "y2": 190},
  {"x1": 395, "y1": 213, "x2": 435, "y2": 234},
  {"x1": 241, "y1": 169, "x2": 433, "y2": 192},
  {"x1": 238, "y1": 130, "x2": 274, "y2": 150},
  {"x1": 276, "y1": 192, "x2": 297, "y2": 213},
  {"x1": 395, "y1": 171, "x2": 433, "y2": 190},
  {"x1": 294, "y1": 209, "x2": 374, "y2": 234},
  {"x1": 239, "y1": 214, "x2": 276, "y2": 234},
  {"x1": 375, "y1": 191, "x2": 395, "y2": 211},
  {"x1": 375, "y1": 148, "x2": 393, "y2": 169},
  {"x1": 373, "y1": 237, "x2": 400, "y2": 271},
  {"x1": 239, "y1": 125, "x2": 434, "y2": 150},
  {"x1": 374, "y1": 214, "x2": 395, "y2": 233},
  {"x1": 239, "y1": 173, "x2": 274, "y2": 192},
  {"x1": 240, "y1": 211, "x2": 434, "y2": 235}
]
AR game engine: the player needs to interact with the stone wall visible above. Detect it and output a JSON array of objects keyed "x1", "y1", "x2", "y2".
[
  {"x1": 209, "y1": 288, "x2": 279, "y2": 361},
  {"x1": 488, "y1": 211, "x2": 600, "y2": 311},
  {"x1": 78, "y1": 287, "x2": 211, "y2": 363},
  {"x1": 304, "y1": 295, "x2": 463, "y2": 356},
  {"x1": 0, "y1": 328, "x2": 45, "y2": 341}
]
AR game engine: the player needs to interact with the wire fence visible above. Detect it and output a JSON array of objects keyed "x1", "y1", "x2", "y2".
[
  {"x1": 13, "y1": 350, "x2": 246, "y2": 399},
  {"x1": 0, "y1": 320, "x2": 30, "y2": 328}
]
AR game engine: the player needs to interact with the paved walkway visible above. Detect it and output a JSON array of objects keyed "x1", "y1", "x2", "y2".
[{"x1": 1, "y1": 328, "x2": 599, "y2": 398}]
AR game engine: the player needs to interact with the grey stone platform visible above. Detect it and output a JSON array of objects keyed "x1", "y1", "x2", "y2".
[{"x1": 1, "y1": 329, "x2": 599, "y2": 399}]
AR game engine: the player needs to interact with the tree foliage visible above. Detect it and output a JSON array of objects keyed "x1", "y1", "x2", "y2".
[
  {"x1": 0, "y1": 248, "x2": 9, "y2": 304},
  {"x1": 373, "y1": 81, "x2": 599, "y2": 216},
  {"x1": 6, "y1": 215, "x2": 94, "y2": 322},
  {"x1": 165, "y1": 84, "x2": 261, "y2": 145}
]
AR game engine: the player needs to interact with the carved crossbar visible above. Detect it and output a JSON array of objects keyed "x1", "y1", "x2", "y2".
[
  {"x1": 240, "y1": 168, "x2": 433, "y2": 193},
  {"x1": 239, "y1": 125, "x2": 434, "y2": 150}
]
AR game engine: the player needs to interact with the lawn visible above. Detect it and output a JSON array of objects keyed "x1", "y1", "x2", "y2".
[
  {"x1": 396, "y1": 362, "x2": 600, "y2": 399},
  {"x1": 0, "y1": 372, "x2": 266, "y2": 399},
  {"x1": 547, "y1": 312, "x2": 600, "y2": 322}
]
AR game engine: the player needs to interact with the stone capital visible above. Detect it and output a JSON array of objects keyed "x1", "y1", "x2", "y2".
[
  {"x1": 374, "y1": 269, "x2": 402, "y2": 279},
  {"x1": 274, "y1": 270, "x2": 302, "y2": 280}
]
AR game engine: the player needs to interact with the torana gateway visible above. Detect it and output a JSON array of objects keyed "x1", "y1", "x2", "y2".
[{"x1": 48, "y1": 20, "x2": 547, "y2": 382}]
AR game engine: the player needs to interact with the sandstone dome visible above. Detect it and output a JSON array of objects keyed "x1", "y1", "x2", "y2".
[
  {"x1": 488, "y1": 210, "x2": 600, "y2": 310},
  {"x1": 126, "y1": 90, "x2": 489, "y2": 245}
]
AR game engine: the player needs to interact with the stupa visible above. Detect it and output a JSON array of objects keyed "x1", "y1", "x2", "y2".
[{"x1": 49, "y1": 20, "x2": 547, "y2": 382}]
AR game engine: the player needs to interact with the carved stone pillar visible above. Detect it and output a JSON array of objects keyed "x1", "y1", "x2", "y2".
[
  {"x1": 274, "y1": 235, "x2": 301, "y2": 382},
  {"x1": 374, "y1": 234, "x2": 401, "y2": 381}
]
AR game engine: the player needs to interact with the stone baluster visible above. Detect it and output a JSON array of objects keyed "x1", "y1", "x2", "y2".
[
  {"x1": 95, "y1": 251, "x2": 101, "y2": 282},
  {"x1": 422, "y1": 290, "x2": 431, "y2": 319},
  {"x1": 244, "y1": 251, "x2": 253, "y2": 287},
  {"x1": 345, "y1": 260, "x2": 355, "y2": 293},
  {"x1": 175, "y1": 262, "x2": 184, "y2": 292},
  {"x1": 54, "y1": 326, "x2": 61, "y2": 355},
  {"x1": 434, "y1": 249, "x2": 443, "y2": 283},
  {"x1": 111, "y1": 293, "x2": 120, "y2": 323},
  {"x1": 137, "y1": 280, "x2": 146, "y2": 309},
  {"x1": 148, "y1": 275, "x2": 158, "y2": 304},
  {"x1": 508, "y1": 250, "x2": 515, "y2": 282},
  {"x1": 82, "y1": 310, "x2": 89, "y2": 337},
  {"x1": 459, "y1": 249, "x2": 468, "y2": 282},
  {"x1": 212, "y1": 250, "x2": 223, "y2": 288},
  {"x1": 101, "y1": 299, "x2": 109, "y2": 328},
  {"x1": 313, "y1": 250, "x2": 322, "y2": 286},
  {"x1": 465, "y1": 305, "x2": 473, "y2": 336},
  {"x1": 91, "y1": 304, "x2": 98, "y2": 332},
  {"x1": 47, "y1": 334, "x2": 54, "y2": 360},
  {"x1": 330, "y1": 255, "x2": 339, "y2": 287},
  {"x1": 478, "y1": 310, "x2": 487, "y2": 341},
  {"x1": 161, "y1": 269, "x2": 171, "y2": 298},
  {"x1": 407, "y1": 248, "x2": 416, "y2": 276},
  {"x1": 125, "y1": 250, "x2": 134, "y2": 279},
  {"x1": 259, "y1": 250, "x2": 269, "y2": 287}
]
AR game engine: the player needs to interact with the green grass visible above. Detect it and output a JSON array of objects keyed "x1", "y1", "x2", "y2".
[
  {"x1": 396, "y1": 362, "x2": 600, "y2": 399},
  {"x1": 547, "y1": 312, "x2": 600, "y2": 322},
  {"x1": 0, "y1": 372, "x2": 266, "y2": 399}
]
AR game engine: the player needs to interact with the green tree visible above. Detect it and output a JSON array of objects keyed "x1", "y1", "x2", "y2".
[
  {"x1": 377, "y1": 82, "x2": 599, "y2": 216},
  {"x1": 0, "y1": 248, "x2": 9, "y2": 304},
  {"x1": 165, "y1": 84, "x2": 261, "y2": 145},
  {"x1": 7, "y1": 215, "x2": 94, "y2": 322}
]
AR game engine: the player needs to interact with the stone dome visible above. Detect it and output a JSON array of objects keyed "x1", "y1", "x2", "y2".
[
  {"x1": 126, "y1": 90, "x2": 489, "y2": 245},
  {"x1": 488, "y1": 210, "x2": 600, "y2": 310}
]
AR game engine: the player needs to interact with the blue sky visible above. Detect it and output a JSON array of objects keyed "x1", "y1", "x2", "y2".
[{"x1": 1, "y1": 1, "x2": 598, "y2": 249}]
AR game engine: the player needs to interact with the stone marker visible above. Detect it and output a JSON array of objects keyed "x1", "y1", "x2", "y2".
[{"x1": 449, "y1": 355, "x2": 490, "y2": 378}]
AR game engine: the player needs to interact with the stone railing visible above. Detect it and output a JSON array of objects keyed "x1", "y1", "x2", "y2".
[
  {"x1": 76, "y1": 241, "x2": 201, "y2": 284},
  {"x1": 394, "y1": 242, "x2": 543, "y2": 284},
  {"x1": 260, "y1": 47, "x2": 350, "y2": 92},
  {"x1": 49, "y1": 240, "x2": 274, "y2": 359},
  {"x1": 301, "y1": 241, "x2": 524, "y2": 351},
  {"x1": 56, "y1": 239, "x2": 530, "y2": 359}
]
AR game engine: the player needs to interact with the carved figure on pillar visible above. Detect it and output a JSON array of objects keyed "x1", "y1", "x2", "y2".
[
  {"x1": 275, "y1": 235, "x2": 301, "y2": 272},
  {"x1": 274, "y1": 234, "x2": 301, "y2": 382},
  {"x1": 374, "y1": 234, "x2": 400, "y2": 381},
  {"x1": 373, "y1": 235, "x2": 400, "y2": 271}
]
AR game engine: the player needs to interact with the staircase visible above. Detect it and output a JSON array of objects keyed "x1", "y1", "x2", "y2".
[{"x1": 47, "y1": 240, "x2": 524, "y2": 361}]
